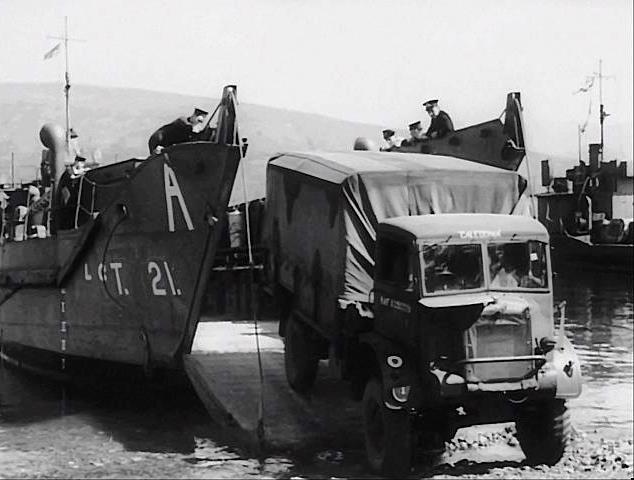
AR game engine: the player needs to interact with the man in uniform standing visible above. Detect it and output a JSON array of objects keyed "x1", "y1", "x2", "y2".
[
  {"x1": 379, "y1": 128, "x2": 403, "y2": 151},
  {"x1": 148, "y1": 107, "x2": 208, "y2": 155},
  {"x1": 422, "y1": 99, "x2": 454, "y2": 139},
  {"x1": 401, "y1": 121, "x2": 424, "y2": 147}
]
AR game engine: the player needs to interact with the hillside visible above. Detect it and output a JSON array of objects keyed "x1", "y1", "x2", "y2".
[
  {"x1": 0, "y1": 82, "x2": 616, "y2": 200},
  {"x1": 0, "y1": 82, "x2": 389, "y2": 200}
]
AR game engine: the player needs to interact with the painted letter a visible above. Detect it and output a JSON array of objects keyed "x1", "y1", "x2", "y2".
[{"x1": 163, "y1": 164, "x2": 194, "y2": 232}]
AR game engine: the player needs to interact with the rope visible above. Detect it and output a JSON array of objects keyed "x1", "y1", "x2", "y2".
[
  {"x1": 99, "y1": 205, "x2": 128, "y2": 309},
  {"x1": 76, "y1": 171, "x2": 132, "y2": 189},
  {"x1": 74, "y1": 174, "x2": 84, "y2": 228},
  {"x1": 232, "y1": 94, "x2": 267, "y2": 455},
  {"x1": 97, "y1": 203, "x2": 156, "y2": 375},
  {"x1": 0, "y1": 286, "x2": 22, "y2": 308}
]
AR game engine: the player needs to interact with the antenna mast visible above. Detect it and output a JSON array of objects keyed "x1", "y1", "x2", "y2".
[
  {"x1": 599, "y1": 59, "x2": 604, "y2": 162},
  {"x1": 48, "y1": 16, "x2": 83, "y2": 153},
  {"x1": 64, "y1": 16, "x2": 70, "y2": 151},
  {"x1": 594, "y1": 59, "x2": 614, "y2": 162},
  {"x1": 577, "y1": 125, "x2": 582, "y2": 163}
]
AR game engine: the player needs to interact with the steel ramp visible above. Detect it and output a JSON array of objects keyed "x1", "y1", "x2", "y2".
[{"x1": 183, "y1": 321, "x2": 363, "y2": 454}]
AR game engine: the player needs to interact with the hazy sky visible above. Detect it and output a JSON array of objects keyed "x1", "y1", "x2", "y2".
[{"x1": 1, "y1": 0, "x2": 632, "y2": 161}]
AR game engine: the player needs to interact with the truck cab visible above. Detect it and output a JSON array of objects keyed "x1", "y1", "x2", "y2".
[{"x1": 361, "y1": 213, "x2": 582, "y2": 473}]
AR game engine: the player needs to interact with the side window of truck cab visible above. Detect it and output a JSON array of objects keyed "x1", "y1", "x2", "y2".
[{"x1": 376, "y1": 237, "x2": 415, "y2": 291}]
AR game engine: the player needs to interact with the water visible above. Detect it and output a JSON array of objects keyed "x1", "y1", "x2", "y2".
[
  {"x1": 554, "y1": 268, "x2": 634, "y2": 440},
  {"x1": 0, "y1": 269, "x2": 632, "y2": 477}
]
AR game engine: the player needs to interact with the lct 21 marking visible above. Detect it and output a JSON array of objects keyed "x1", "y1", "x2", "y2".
[{"x1": 84, "y1": 261, "x2": 182, "y2": 296}]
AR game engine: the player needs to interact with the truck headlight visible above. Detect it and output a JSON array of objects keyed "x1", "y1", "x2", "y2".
[
  {"x1": 392, "y1": 385, "x2": 411, "y2": 403},
  {"x1": 387, "y1": 355, "x2": 403, "y2": 368}
]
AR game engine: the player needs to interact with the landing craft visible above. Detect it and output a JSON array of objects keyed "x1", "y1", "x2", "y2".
[
  {"x1": 355, "y1": 92, "x2": 527, "y2": 171},
  {"x1": 359, "y1": 90, "x2": 633, "y2": 272},
  {"x1": 0, "y1": 85, "x2": 243, "y2": 378}
]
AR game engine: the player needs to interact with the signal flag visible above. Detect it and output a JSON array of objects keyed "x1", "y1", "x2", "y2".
[{"x1": 43, "y1": 43, "x2": 61, "y2": 60}]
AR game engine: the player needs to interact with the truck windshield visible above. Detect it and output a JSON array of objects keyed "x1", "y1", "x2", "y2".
[
  {"x1": 487, "y1": 241, "x2": 548, "y2": 289},
  {"x1": 422, "y1": 244, "x2": 484, "y2": 293}
]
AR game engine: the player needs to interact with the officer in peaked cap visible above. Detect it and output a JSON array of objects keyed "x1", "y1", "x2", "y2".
[
  {"x1": 380, "y1": 128, "x2": 403, "y2": 151},
  {"x1": 422, "y1": 99, "x2": 454, "y2": 139},
  {"x1": 190, "y1": 108, "x2": 208, "y2": 132},
  {"x1": 402, "y1": 120, "x2": 424, "y2": 146},
  {"x1": 148, "y1": 107, "x2": 209, "y2": 155}
]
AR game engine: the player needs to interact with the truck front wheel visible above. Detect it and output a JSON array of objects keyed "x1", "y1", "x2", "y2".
[
  {"x1": 515, "y1": 399, "x2": 571, "y2": 465},
  {"x1": 362, "y1": 377, "x2": 412, "y2": 476},
  {"x1": 284, "y1": 314, "x2": 319, "y2": 394}
]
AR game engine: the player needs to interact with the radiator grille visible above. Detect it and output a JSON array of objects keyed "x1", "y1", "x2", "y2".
[{"x1": 463, "y1": 312, "x2": 533, "y2": 382}]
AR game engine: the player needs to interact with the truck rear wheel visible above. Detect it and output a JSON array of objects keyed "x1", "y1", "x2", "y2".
[
  {"x1": 362, "y1": 377, "x2": 412, "y2": 476},
  {"x1": 284, "y1": 314, "x2": 319, "y2": 394},
  {"x1": 515, "y1": 399, "x2": 571, "y2": 465}
]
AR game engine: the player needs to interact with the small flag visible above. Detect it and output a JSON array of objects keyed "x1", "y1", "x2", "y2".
[
  {"x1": 580, "y1": 99, "x2": 592, "y2": 133},
  {"x1": 43, "y1": 43, "x2": 61, "y2": 60},
  {"x1": 573, "y1": 76, "x2": 594, "y2": 95}
]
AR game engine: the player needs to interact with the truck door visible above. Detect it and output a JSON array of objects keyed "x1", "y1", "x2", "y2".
[{"x1": 374, "y1": 236, "x2": 419, "y2": 341}]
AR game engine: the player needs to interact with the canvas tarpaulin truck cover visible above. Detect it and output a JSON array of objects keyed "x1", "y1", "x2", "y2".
[{"x1": 267, "y1": 151, "x2": 530, "y2": 313}]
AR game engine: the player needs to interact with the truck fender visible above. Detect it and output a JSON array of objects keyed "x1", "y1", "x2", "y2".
[
  {"x1": 359, "y1": 332, "x2": 421, "y2": 409},
  {"x1": 549, "y1": 333, "x2": 583, "y2": 399},
  {"x1": 545, "y1": 302, "x2": 583, "y2": 399}
]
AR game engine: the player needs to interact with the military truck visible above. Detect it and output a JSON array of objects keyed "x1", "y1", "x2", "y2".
[{"x1": 261, "y1": 151, "x2": 582, "y2": 475}]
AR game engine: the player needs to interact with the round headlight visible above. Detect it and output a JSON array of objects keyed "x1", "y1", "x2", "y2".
[
  {"x1": 387, "y1": 355, "x2": 403, "y2": 368},
  {"x1": 392, "y1": 385, "x2": 411, "y2": 403}
]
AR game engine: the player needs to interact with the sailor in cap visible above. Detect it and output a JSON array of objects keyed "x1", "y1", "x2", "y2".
[
  {"x1": 69, "y1": 127, "x2": 82, "y2": 161},
  {"x1": 380, "y1": 128, "x2": 403, "y2": 151},
  {"x1": 422, "y1": 99, "x2": 454, "y2": 139},
  {"x1": 402, "y1": 120, "x2": 424, "y2": 147},
  {"x1": 190, "y1": 108, "x2": 209, "y2": 133},
  {"x1": 148, "y1": 107, "x2": 209, "y2": 155}
]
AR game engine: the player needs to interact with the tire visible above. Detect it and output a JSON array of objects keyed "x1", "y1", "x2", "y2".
[
  {"x1": 515, "y1": 399, "x2": 571, "y2": 466},
  {"x1": 415, "y1": 411, "x2": 454, "y2": 464},
  {"x1": 284, "y1": 314, "x2": 319, "y2": 394},
  {"x1": 362, "y1": 377, "x2": 412, "y2": 476}
]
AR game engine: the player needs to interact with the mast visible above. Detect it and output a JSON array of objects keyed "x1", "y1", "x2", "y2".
[
  {"x1": 64, "y1": 16, "x2": 70, "y2": 152},
  {"x1": 598, "y1": 59, "x2": 604, "y2": 162},
  {"x1": 577, "y1": 125, "x2": 582, "y2": 163},
  {"x1": 49, "y1": 16, "x2": 81, "y2": 153}
]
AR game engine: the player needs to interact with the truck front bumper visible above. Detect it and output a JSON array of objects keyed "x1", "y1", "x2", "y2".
[{"x1": 428, "y1": 332, "x2": 582, "y2": 400}]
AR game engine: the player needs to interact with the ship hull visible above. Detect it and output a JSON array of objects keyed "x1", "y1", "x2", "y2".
[
  {"x1": 0, "y1": 142, "x2": 240, "y2": 373},
  {"x1": 549, "y1": 234, "x2": 633, "y2": 273}
]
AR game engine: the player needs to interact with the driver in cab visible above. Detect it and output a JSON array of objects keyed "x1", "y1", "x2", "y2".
[{"x1": 489, "y1": 244, "x2": 543, "y2": 288}]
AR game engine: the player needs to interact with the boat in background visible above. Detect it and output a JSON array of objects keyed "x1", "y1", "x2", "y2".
[
  {"x1": 536, "y1": 149, "x2": 633, "y2": 273},
  {"x1": 535, "y1": 62, "x2": 633, "y2": 273},
  {"x1": 353, "y1": 73, "x2": 632, "y2": 273}
]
